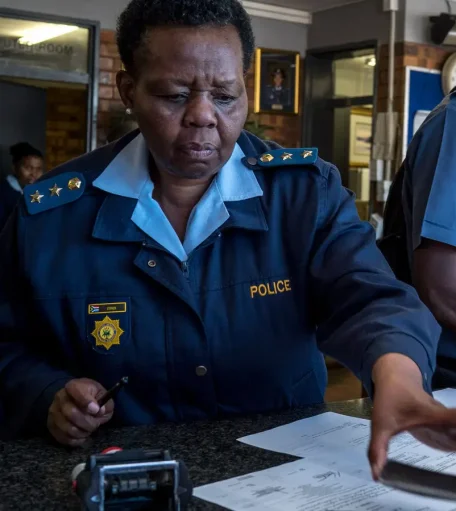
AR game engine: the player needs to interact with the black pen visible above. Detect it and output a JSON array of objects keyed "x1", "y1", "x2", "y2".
[{"x1": 98, "y1": 376, "x2": 129, "y2": 407}]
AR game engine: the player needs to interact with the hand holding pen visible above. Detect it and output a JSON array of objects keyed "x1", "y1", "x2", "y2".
[
  {"x1": 97, "y1": 376, "x2": 129, "y2": 407},
  {"x1": 47, "y1": 376, "x2": 128, "y2": 447}
]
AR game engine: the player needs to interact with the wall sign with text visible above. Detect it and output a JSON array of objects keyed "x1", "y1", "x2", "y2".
[{"x1": 0, "y1": 17, "x2": 89, "y2": 75}]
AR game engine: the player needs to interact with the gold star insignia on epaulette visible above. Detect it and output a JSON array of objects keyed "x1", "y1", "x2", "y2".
[
  {"x1": 281, "y1": 152, "x2": 293, "y2": 160},
  {"x1": 30, "y1": 191, "x2": 44, "y2": 203},
  {"x1": 260, "y1": 153, "x2": 274, "y2": 163},
  {"x1": 49, "y1": 184, "x2": 62, "y2": 196},
  {"x1": 302, "y1": 150, "x2": 313, "y2": 159},
  {"x1": 68, "y1": 177, "x2": 82, "y2": 190}
]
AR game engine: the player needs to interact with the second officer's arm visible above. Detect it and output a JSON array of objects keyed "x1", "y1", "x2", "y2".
[
  {"x1": 408, "y1": 99, "x2": 456, "y2": 334},
  {"x1": 307, "y1": 163, "x2": 440, "y2": 396}
]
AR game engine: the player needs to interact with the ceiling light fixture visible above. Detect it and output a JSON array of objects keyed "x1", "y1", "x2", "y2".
[
  {"x1": 18, "y1": 24, "x2": 78, "y2": 46},
  {"x1": 241, "y1": 1, "x2": 312, "y2": 25},
  {"x1": 366, "y1": 57, "x2": 377, "y2": 67}
]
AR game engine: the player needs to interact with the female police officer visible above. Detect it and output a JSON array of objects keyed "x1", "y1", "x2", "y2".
[
  {"x1": 1, "y1": 0, "x2": 456, "y2": 480},
  {"x1": 0, "y1": 142, "x2": 43, "y2": 230}
]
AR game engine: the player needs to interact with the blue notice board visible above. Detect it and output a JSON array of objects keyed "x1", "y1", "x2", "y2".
[{"x1": 404, "y1": 68, "x2": 444, "y2": 155}]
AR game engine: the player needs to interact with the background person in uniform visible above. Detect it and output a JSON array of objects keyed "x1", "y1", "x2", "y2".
[
  {"x1": 1, "y1": 0, "x2": 456, "y2": 480},
  {"x1": 0, "y1": 142, "x2": 43, "y2": 230},
  {"x1": 399, "y1": 88, "x2": 456, "y2": 389},
  {"x1": 265, "y1": 68, "x2": 291, "y2": 108}
]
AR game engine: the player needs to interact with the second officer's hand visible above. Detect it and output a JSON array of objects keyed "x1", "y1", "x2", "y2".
[
  {"x1": 47, "y1": 378, "x2": 114, "y2": 447},
  {"x1": 368, "y1": 354, "x2": 456, "y2": 481}
]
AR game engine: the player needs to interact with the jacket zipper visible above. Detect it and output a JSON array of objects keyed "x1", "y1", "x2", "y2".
[
  {"x1": 180, "y1": 231, "x2": 222, "y2": 280},
  {"x1": 181, "y1": 261, "x2": 190, "y2": 280}
]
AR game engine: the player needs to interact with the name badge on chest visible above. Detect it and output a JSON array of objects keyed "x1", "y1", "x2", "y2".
[{"x1": 87, "y1": 299, "x2": 131, "y2": 353}]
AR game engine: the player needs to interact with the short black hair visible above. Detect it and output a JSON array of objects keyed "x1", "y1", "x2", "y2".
[
  {"x1": 9, "y1": 142, "x2": 42, "y2": 166},
  {"x1": 116, "y1": 0, "x2": 255, "y2": 74}
]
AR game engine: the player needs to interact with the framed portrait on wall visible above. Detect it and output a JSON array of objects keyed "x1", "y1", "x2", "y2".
[
  {"x1": 254, "y1": 48, "x2": 300, "y2": 115},
  {"x1": 349, "y1": 108, "x2": 373, "y2": 167}
]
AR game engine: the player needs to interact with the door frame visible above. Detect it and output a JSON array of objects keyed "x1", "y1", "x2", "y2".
[
  {"x1": 302, "y1": 40, "x2": 379, "y2": 148},
  {"x1": 0, "y1": 7, "x2": 100, "y2": 152}
]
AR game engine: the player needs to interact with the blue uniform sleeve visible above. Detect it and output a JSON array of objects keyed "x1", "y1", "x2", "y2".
[
  {"x1": 0, "y1": 209, "x2": 73, "y2": 436},
  {"x1": 408, "y1": 98, "x2": 456, "y2": 250},
  {"x1": 309, "y1": 164, "x2": 440, "y2": 395}
]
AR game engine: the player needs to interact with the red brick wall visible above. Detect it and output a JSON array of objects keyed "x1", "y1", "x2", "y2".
[
  {"x1": 377, "y1": 42, "x2": 452, "y2": 117},
  {"x1": 97, "y1": 29, "x2": 303, "y2": 148},
  {"x1": 46, "y1": 88, "x2": 87, "y2": 169},
  {"x1": 97, "y1": 30, "x2": 125, "y2": 145},
  {"x1": 373, "y1": 42, "x2": 452, "y2": 209},
  {"x1": 376, "y1": 43, "x2": 406, "y2": 117},
  {"x1": 376, "y1": 41, "x2": 453, "y2": 171},
  {"x1": 402, "y1": 42, "x2": 453, "y2": 71}
]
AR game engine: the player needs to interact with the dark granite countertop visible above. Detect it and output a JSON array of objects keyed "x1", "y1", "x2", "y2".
[{"x1": 0, "y1": 399, "x2": 372, "y2": 510}]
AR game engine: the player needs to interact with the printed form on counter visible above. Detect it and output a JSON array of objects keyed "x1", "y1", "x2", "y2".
[{"x1": 193, "y1": 389, "x2": 456, "y2": 511}]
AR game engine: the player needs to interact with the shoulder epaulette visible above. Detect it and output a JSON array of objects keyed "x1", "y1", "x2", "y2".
[
  {"x1": 23, "y1": 172, "x2": 85, "y2": 215},
  {"x1": 246, "y1": 148, "x2": 318, "y2": 169}
]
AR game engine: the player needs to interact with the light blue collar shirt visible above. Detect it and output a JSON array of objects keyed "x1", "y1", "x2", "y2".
[
  {"x1": 93, "y1": 133, "x2": 263, "y2": 262},
  {"x1": 6, "y1": 175, "x2": 22, "y2": 194}
]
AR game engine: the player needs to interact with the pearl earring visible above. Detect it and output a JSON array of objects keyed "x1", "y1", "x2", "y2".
[{"x1": 126, "y1": 107, "x2": 133, "y2": 115}]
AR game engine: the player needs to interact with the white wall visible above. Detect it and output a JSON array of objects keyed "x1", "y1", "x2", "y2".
[
  {"x1": 0, "y1": 0, "x2": 308, "y2": 54},
  {"x1": 305, "y1": 0, "x2": 453, "y2": 48},
  {"x1": 404, "y1": 0, "x2": 455, "y2": 44},
  {"x1": 0, "y1": 0, "x2": 128, "y2": 29},
  {"x1": 308, "y1": 0, "x2": 406, "y2": 49},
  {"x1": 251, "y1": 17, "x2": 307, "y2": 54}
]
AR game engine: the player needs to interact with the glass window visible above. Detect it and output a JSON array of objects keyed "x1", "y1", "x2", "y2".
[
  {"x1": 0, "y1": 17, "x2": 89, "y2": 75},
  {"x1": 333, "y1": 54, "x2": 375, "y2": 98}
]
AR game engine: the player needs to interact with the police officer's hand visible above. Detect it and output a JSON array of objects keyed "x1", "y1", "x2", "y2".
[
  {"x1": 368, "y1": 354, "x2": 456, "y2": 480},
  {"x1": 47, "y1": 378, "x2": 114, "y2": 447}
]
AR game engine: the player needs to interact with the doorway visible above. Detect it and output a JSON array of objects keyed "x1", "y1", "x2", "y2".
[
  {"x1": 0, "y1": 79, "x2": 89, "y2": 178},
  {"x1": 303, "y1": 43, "x2": 378, "y2": 219},
  {"x1": 0, "y1": 81, "x2": 46, "y2": 176},
  {"x1": 0, "y1": 9, "x2": 99, "y2": 177}
]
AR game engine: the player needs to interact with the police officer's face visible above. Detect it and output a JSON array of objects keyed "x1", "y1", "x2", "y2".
[
  {"x1": 16, "y1": 156, "x2": 43, "y2": 187},
  {"x1": 273, "y1": 74, "x2": 284, "y2": 87},
  {"x1": 117, "y1": 25, "x2": 248, "y2": 180}
]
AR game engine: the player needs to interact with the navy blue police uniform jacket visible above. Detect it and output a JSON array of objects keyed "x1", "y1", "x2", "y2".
[
  {"x1": 0, "y1": 178, "x2": 21, "y2": 232},
  {"x1": 402, "y1": 90, "x2": 456, "y2": 361},
  {"x1": 0, "y1": 130, "x2": 440, "y2": 435}
]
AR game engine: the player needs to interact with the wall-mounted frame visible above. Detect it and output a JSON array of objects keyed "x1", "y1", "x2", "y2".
[
  {"x1": 349, "y1": 107, "x2": 372, "y2": 167},
  {"x1": 254, "y1": 48, "x2": 300, "y2": 115}
]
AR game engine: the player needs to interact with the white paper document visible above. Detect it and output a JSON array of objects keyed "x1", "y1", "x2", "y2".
[
  {"x1": 194, "y1": 389, "x2": 456, "y2": 510},
  {"x1": 434, "y1": 388, "x2": 456, "y2": 408},
  {"x1": 413, "y1": 110, "x2": 431, "y2": 137},
  {"x1": 194, "y1": 458, "x2": 456, "y2": 511}
]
